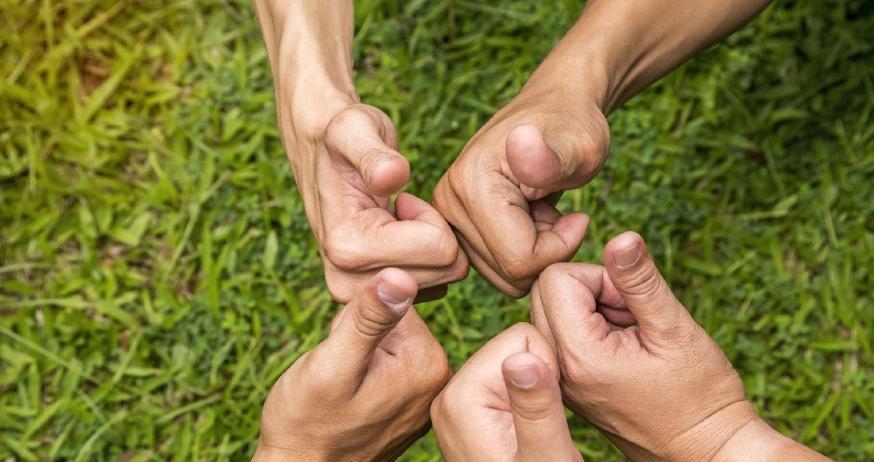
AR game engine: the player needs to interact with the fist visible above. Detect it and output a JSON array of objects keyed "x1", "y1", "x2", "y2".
[
  {"x1": 255, "y1": 269, "x2": 452, "y2": 461},
  {"x1": 433, "y1": 89, "x2": 609, "y2": 297},
  {"x1": 431, "y1": 323, "x2": 582, "y2": 462}
]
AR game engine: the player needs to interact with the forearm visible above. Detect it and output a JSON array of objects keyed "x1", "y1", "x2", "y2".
[
  {"x1": 530, "y1": 0, "x2": 772, "y2": 113},
  {"x1": 713, "y1": 417, "x2": 831, "y2": 461},
  {"x1": 253, "y1": 0, "x2": 358, "y2": 147}
]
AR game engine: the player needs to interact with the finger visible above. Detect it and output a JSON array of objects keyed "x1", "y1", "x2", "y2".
[
  {"x1": 502, "y1": 352, "x2": 578, "y2": 462},
  {"x1": 433, "y1": 177, "x2": 531, "y2": 295},
  {"x1": 324, "y1": 254, "x2": 468, "y2": 303},
  {"x1": 529, "y1": 280, "x2": 557, "y2": 350},
  {"x1": 457, "y1": 235, "x2": 532, "y2": 298},
  {"x1": 456, "y1": 323, "x2": 559, "y2": 386},
  {"x1": 603, "y1": 231, "x2": 693, "y2": 342},
  {"x1": 531, "y1": 200, "x2": 561, "y2": 232},
  {"x1": 506, "y1": 123, "x2": 605, "y2": 194},
  {"x1": 474, "y1": 193, "x2": 589, "y2": 286},
  {"x1": 325, "y1": 203, "x2": 461, "y2": 271},
  {"x1": 324, "y1": 105, "x2": 409, "y2": 196},
  {"x1": 534, "y1": 263, "x2": 635, "y2": 330},
  {"x1": 536, "y1": 263, "x2": 612, "y2": 355},
  {"x1": 321, "y1": 268, "x2": 417, "y2": 386},
  {"x1": 578, "y1": 266, "x2": 637, "y2": 329},
  {"x1": 597, "y1": 305, "x2": 637, "y2": 327},
  {"x1": 371, "y1": 305, "x2": 439, "y2": 358}
]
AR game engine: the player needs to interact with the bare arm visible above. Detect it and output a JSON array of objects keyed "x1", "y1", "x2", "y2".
[
  {"x1": 544, "y1": 0, "x2": 773, "y2": 112},
  {"x1": 252, "y1": 0, "x2": 356, "y2": 154},
  {"x1": 251, "y1": 0, "x2": 467, "y2": 303},
  {"x1": 433, "y1": 0, "x2": 773, "y2": 296}
]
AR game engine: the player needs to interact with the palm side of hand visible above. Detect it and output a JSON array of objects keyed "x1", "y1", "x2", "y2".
[
  {"x1": 431, "y1": 323, "x2": 581, "y2": 462},
  {"x1": 286, "y1": 103, "x2": 469, "y2": 303},
  {"x1": 531, "y1": 233, "x2": 754, "y2": 462},
  {"x1": 433, "y1": 88, "x2": 610, "y2": 297},
  {"x1": 257, "y1": 269, "x2": 451, "y2": 461}
]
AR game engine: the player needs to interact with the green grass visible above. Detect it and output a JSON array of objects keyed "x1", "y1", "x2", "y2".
[{"x1": 1, "y1": 0, "x2": 873, "y2": 460}]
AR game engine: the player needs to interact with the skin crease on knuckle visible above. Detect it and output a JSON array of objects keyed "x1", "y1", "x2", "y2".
[
  {"x1": 352, "y1": 306, "x2": 399, "y2": 340},
  {"x1": 322, "y1": 227, "x2": 366, "y2": 271},
  {"x1": 616, "y1": 261, "x2": 665, "y2": 298},
  {"x1": 501, "y1": 257, "x2": 539, "y2": 284},
  {"x1": 434, "y1": 232, "x2": 461, "y2": 267}
]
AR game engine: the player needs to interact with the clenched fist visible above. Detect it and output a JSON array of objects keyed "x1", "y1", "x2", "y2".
[
  {"x1": 431, "y1": 323, "x2": 582, "y2": 462},
  {"x1": 433, "y1": 79, "x2": 607, "y2": 297},
  {"x1": 255, "y1": 269, "x2": 451, "y2": 461},
  {"x1": 531, "y1": 232, "x2": 831, "y2": 462}
]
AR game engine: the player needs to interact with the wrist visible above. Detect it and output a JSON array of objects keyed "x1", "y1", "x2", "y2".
[
  {"x1": 663, "y1": 400, "x2": 761, "y2": 462},
  {"x1": 712, "y1": 417, "x2": 827, "y2": 462},
  {"x1": 253, "y1": 442, "x2": 330, "y2": 462},
  {"x1": 257, "y1": 0, "x2": 359, "y2": 148}
]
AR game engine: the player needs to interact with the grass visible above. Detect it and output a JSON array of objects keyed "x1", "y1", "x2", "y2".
[{"x1": 1, "y1": 0, "x2": 872, "y2": 460}]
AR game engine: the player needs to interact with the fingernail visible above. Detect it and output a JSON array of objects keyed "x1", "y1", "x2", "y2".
[
  {"x1": 507, "y1": 366, "x2": 539, "y2": 389},
  {"x1": 377, "y1": 281, "x2": 413, "y2": 314},
  {"x1": 613, "y1": 240, "x2": 641, "y2": 269}
]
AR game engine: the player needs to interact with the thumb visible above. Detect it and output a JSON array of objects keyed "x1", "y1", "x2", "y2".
[
  {"x1": 502, "y1": 352, "x2": 580, "y2": 462},
  {"x1": 325, "y1": 106, "x2": 410, "y2": 196},
  {"x1": 603, "y1": 232, "x2": 693, "y2": 342},
  {"x1": 325, "y1": 268, "x2": 417, "y2": 378},
  {"x1": 506, "y1": 124, "x2": 604, "y2": 197}
]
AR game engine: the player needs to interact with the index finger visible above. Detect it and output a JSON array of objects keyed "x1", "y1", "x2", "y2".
[
  {"x1": 467, "y1": 175, "x2": 588, "y2": 285},
  {"x1": 535, "y1": 263, "x2": 612, "y2": 357},
  {"x1": 326, "y1": 193, "x2": 461, "y2": 271}
]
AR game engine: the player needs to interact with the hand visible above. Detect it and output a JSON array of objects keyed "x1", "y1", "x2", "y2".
[
  {"x1": 430, "y1": 323, "x2": 582, "y2": 462},
  {"x1": 432, "y1": 77, "x2": 607, "y2": 297},
  {"x1": 531, "y1": 232, "x2": 830, "y2": 461},
  {"x1": 254, "y1": 0, "x2": 468, "y2": 303},
  {"x1": 288, "y1": 103, "x2": 469, "y2": 302},
  {"x1": 255, "y1": 269, "x2": 452, "y2": 461},
  {"x1": 430, "y1": 0, "x2": 773, "y2": 298}
]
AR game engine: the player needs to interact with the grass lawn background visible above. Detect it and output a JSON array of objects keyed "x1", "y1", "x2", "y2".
[{"x1": 1, "y1": 0, "x2": 872, "y2": 460}]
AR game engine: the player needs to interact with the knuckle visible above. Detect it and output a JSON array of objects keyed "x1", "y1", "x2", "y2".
[
  {"x1": 446, "y1": 166, "x2": 469, "y2": 197},
  {"x1": 327, "y1": 106, "x2": 361, "y2": 131},
  {"x1": 574, "y1": 132, "x2": 607, "y2": 171},
  {"x1": 665, "y1": 321, "x2": 704, "y2": 350},
  {"x1": 507, "y1": 321, "x2": 536, "y2": 335},
  {"x1": 436, "y1": 386, "x2": 466, "y2": 420},
  {"x1": 503, "y1": 281, "x2": 532, "y2": 298},
  {"x1": 352, "y1": 304, "x2": 396, "y2": 339},
  {"x1": 451, "y1": 257, "x2": 471, "y2": 282},
  {"x1": 431, "y1": 182, "x2": 450, "y2": 213},
  {"x1": 617, "y1": 262, "x2": 663, "y2": 298},
  {"x1": 513, "y1": 399, "x2": 559, "y2": 423},
  {"x1": 432, "y1": 180, "x2": 464, "y2": 227},
  {"x1": 323, "y1": 112, "x2": 349, "y2": 147},
  {"x1": 501, "y1": 258, "x2": 537, "y2": 282},
  {"x1": 422, "y1": 353, "x2": 452, "y2": 392},
  {"x1": 357, "y1": 147, "x2": 390, "y2": 173},
  {"x1": 430, "y1": 232, "x2": 460, "y2": 266},
  {"x1": 323, "y1": 231, "x2": 369, "y2": 271},
  {"x1": 538, "y1": 263, "x2": 567, "y2": 285},
  {"x1": 504, "y1": 322, "x2": 539, "y2": 341},
  {"x1": 555, "y1": 116, "x2": 609, "y2": 181}
]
